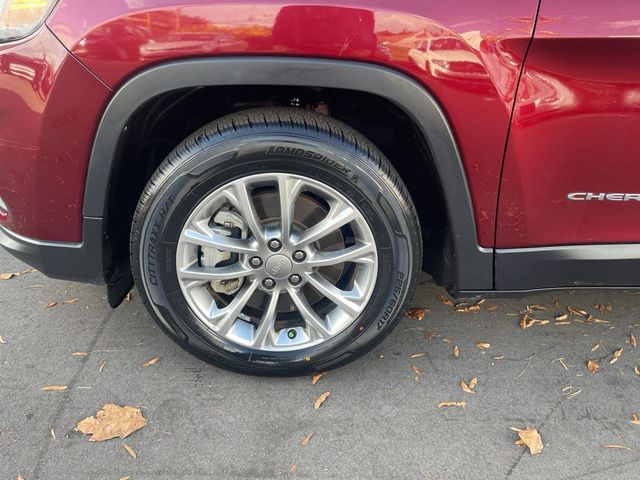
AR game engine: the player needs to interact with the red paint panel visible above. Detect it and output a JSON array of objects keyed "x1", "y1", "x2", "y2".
[
  {"x1": 497, "y1": 1, "x2": 640, "y2": 248},
  {"x1": 47, "y1": 0, "x2": 539, "y2": 247},
  {"x1": 0, "y1": 27, "x2": 111, "y2": 241}
]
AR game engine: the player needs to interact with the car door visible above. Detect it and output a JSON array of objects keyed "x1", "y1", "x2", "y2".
[{"x1": 497, "y1": 0, "x2": 640, "y2": 249}]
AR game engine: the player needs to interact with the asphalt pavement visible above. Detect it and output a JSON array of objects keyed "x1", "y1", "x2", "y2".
[{"x1": 1, "y1": 247, "x2": 639, "y2": 479}]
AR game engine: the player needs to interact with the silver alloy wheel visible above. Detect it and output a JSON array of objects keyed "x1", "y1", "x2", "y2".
[{"x1": 175, "y1": 173, "x2": 378, "y2": 351}]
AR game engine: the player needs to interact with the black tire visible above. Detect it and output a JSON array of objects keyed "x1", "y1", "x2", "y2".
[{"x1": 130, "y1": 107, "x2": 422, "y2": 375}]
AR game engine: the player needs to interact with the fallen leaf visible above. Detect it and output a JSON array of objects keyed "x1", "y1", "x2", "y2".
[
  {"x1": 511, "y1": 427, "x2": 543, "y2": 455},
  {"x1": 404, "y1": 308, "x2": 427, "y2": 320},
  {"x1": 603, "y1": 445, "x2": 632, "y2": 451},
  {"x1": 41, "y1": 386, "x2": 68, "y2": 392},
  {"x1": 460, "y1": 380, "x2": 475, "y2": 394},
  {"x1": 412, "y1": 365, "x2": 423, "y2": 375},
  {"x1": 75, "y1": 404, "x2": 147, "y2": 441},
  {"x1": 311, "y1": 372, "x2": 326, "y2": 385},
  {"x1": 635, "y1": 366, "x2": 640, "y2": 375},
  {"x1": 494, "y1": 355, "x2": 505, "y2": 360},
  {"x1": 123, "y1": 444, "x2": 137, "y2": 459},
  {"x1": 142, "y1": 357, "x2": 160, "y2": 367},
  {"x1": 453, "y1": 345, "x2": 460, "y2": 358},
  {"x1": 609, "y1": 348, "x2": 623, "y2": 364},
  {"x1": 568, "y1": 306, "x2": 587, "y2": 317},
  {"x1": 596, "y1": 303, "x2": 612, "y2": 314},
  {"x1": 527, "y1": 304, "x2": 549, "y2": 312},
  {"x1": 587, "y1": 359, "x2": 600, "y2": 373},
  {"x1": 51, "y1": 428, "x2": 55, "y2": 439},
  {"x1": 555, "y1": 321, "x2": 570, "y2": 326},
  {"x1": 300, "y1": 432, "x2": 314, "y2": 446},
  {"x1": 119, "y1": 477, "x2": 131, "y2": 480},
  {"x1": 63, "y1": 299, "x2": 79, "y2": 304},
  {"x1": 0, "y1": 273, "x2": 15, "y2": 280},
  {"x1": 591, "y1": 343, "x2": 600, "y2": 352},
  {"x1": 475, "y1": 342, "x2": 491, "y2": 350},
  {"x1": 555, "y1": 314, "x2": 568, "y2": 321},
  {"x1": 455, "y1": 303, "x2": 481, "y2": 313},
  {"x1": 0, "y1": 335, "x2": 5, "y2": 344},
  {"x1": 98, "y1": 360, "x2": 106, "y2": 372},
  {"x1": 17, "y1": 474, "x2": 24, "y2": 480},
  {"x1": 409, "y1": 353, "x2": 425, "y2": 359},
  {"x1": 314, "y1": 392, "x2": 330, "y2": 410},
  {"x1": 45, "y1": 302, "x2": 58, "y2": 308},
  {"x1": 486, "y1": 305, "x2": 499, "y2": 312},
  {"x1": 72, "y1": 352, "x2": 88, "y2": 357},
  {"x1": 631, "y1": 413, "x2": 640, "y2": 425},
  {"x1": 438, "y1": 401, "x2": 466, "y2": 408},
  {"x1": 437, "y1": 294, "x2": 453, "y2": 306},
  {"x1": 125, "y1": 292, "x2": 134, "y2": 301},
  {"x1": 630, "y1": 334, "x2": 637, "y2": 348},
  {"x1": 290, "y1": 465, "x2": 297, "y2": 474},
  {"x1": 469, "y1": 377, "x2": 478, "y2": 389},
  {"x1": 520, "y1": 315, "x2": 535, "y2": 330}
]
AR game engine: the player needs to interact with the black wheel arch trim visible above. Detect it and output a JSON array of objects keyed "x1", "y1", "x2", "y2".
[{"x1": 84, "y1": 56, "x2": 493, "y2": 291}]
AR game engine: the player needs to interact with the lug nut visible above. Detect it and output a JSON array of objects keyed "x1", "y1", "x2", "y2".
[
  {"x1": 289, "y1": 274, "x2": 302, "y2": 286},
  {"x1": 268, "y1": 239, "x2": 282, "y2": 251},
  {"x1": 292, "y1": 250, "x2": 306, "y2": 262},
  {"x1": 249, "y1": 256, "x2": 263, "y2": 268},
  {"x1": 262, "y1": 278, "x2": 276, "y2": 289}
]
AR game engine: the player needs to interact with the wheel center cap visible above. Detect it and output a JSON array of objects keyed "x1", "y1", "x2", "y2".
[{"x1": 264, "y1": 254, "x2": 293, "y2": 279}]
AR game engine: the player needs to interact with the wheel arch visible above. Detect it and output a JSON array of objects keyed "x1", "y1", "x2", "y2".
[{"x1": 86, "y1": 57, "x2": 493, "y2": 293}]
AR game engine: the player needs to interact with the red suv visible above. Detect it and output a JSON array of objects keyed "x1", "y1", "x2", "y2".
[{"x1": 1, "y1": 0, "x2": 639, "y2": 375}]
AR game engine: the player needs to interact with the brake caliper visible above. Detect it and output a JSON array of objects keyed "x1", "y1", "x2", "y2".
[{"x1": 200, "y1": 208, "x2": 248, "y2": 295}]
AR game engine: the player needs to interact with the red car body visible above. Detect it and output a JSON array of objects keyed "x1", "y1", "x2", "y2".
[{"x1": 1, "y1": 0, "x2": 639, "y2": 296}]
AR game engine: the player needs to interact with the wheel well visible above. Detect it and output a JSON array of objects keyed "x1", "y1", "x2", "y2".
[{"x1": 105, "y1": 85, "x2": 451, "y2": 291}]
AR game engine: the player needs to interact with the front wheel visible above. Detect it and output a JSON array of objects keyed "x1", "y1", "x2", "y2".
[{"x1": 131, "y1": 107, "x2": 422, "y2": 375}]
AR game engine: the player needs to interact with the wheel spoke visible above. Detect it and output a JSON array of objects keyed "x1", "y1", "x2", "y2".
[
  {"x1": 181, "y1": 228, "x2": 257, "y2": 254},
  {"x1": 224, "y1": 180, "x2": 265, "y2": 243},
  {"x1": 278, "y1": 175, "x2": 303, "y2": 241},
  {"x1": 294, "y1": 200, "x2": 358, "y2": 247},
  {"x1": 209, "y1": 279, "x2": 259, "y2": 335},
  {"x1": 288, "y1": 287, "x2": 331, "y2": 340},
  {"x1": 306, "y1": 241, "x2": 376, "y2": 267},
  {"x1": 305, "y1": 272, "x2": 364, "y2": 317},
  {"x1": 252, "y1": 288, "x2": 281, "y2": 347},
  {"x1": 178, "y1": 261, "x2": 253, "y2": 283}
]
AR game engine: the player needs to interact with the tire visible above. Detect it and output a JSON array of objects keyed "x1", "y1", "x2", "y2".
[{"x1": 130, "y1": 107, "x2": 422, "y2": 375}]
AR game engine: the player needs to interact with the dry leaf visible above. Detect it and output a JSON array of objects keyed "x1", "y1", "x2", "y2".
[
  {"x1": 311, "y1": 372, "x2": 326, "y2": 385},
  {"x1": 75, "y1": 404, "x2": 147, "y2": 441},
  {"x1": 568, "y1": 306, "x2": 587, "y2": 317},
  {"x1": 630, "y1": 334, "x2": 637, "y2": 348},
  {"x1": 460, "y1": 380, "x2": 475, "y2": 394},
  {"x1": 142, "y1": 357, "x2": 160, "y2": 367},
  {"x1": 409, "y1": 353, "x2": 425, "y2": 359},
  {"x1": 98, "y1": 360, "x2": 106, "y2": 372},
  {"x1": 290, "y1": 465, "x2": 297, "y2": 474},
  {"x1": 603, "y1": 445, "x2": 632, "y2": 451},
  {"x1": 469, "y1": 377, "x2": 478, "y2": 389},
  {"x1": 437, "y1": 294, "x2": 453, "y2": 306},
  {"x1": 631, "y1": 414, "x2": 640, "y2": 425},
  {"x1": 0, "y1": 335, "x2": 5, "y2": 344},
  {"x1": 314, "y1": 392, "x2": 330, "y2": 410},
  {"x1": 45, "y1": 302, "x2": 58, "y2": 308},
  {"x1": 125, "y1": 292, "x2": 134, "y2": 301},
  {"x1": 486, "y1": 305, "x2": 498, "y2": 312},
  {"x1": 520, "y1": 315, "x2": 535, "y2": 330},
  {"x1": 72, "y1": 352, "x2": 88, "y2": 357},
  {"x1": 591, "y1": 343, "x2": 600, "y2": 352},
  {"x1": 511, "y1": 427, "x2": 543, "y2": 455},
  {"x1": 555, "y1": 314, "x2": 568, "y2": 321},
  {"x1": 300, "y1": 432, "x2": 314, "y2": 446},
  {"x1": 123, "y1": 444, "x2": 137, "y2": 459},
  {"x1": 596, "y1": 303, "x2": 612, "y2": 314},
  {"x1": 609, "y1": 348, "x2": 623, "y2": 364},
  {"x1": 453, "y1": 345, "x2": 460, "y2": 358},
  {"x1": 63, "y1": 299, "x2": 79, "y2": 304},
  {"x1": 412, "y1": 365, "x2": 423, "y2": 375},
  {"x1": 0, "y1": 273, "x2": 15, "y2": 280},
  {"x1": 119, "y1": 477, "x2": 131, "y2": 480},
  {"x1": 455, "y1": 303, "x2": 481, "y2": 313},
  {"x1": 41, "y1": 386, "x2": 68, "y2": 392},
  {"x1": 475, "y1": 342, "x2": 491, "y2": 350},
  {"x1": 405, "y1": 308, "x2": 427, "y2": 320},
  {"x1": 587, "y1": 359, "x2": 600, "y2": 373},
  {"x1": 635, "y1": 366, "x2": 640, "y2": 375},
  {"x1": 438, "y1": 401, "x2": 466, "y2": 408},
  {"x1": 17, "y1": 475, "x2": 24, "y2": 480}
]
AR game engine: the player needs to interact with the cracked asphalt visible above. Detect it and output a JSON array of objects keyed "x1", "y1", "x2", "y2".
[{"x1": 1, "y1": 247, "x2": 640, "y2": 479}]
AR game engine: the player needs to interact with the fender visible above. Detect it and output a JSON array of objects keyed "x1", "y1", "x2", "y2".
[{"x1": 84, "y1": 57, "x2": 493, "y2": 290}]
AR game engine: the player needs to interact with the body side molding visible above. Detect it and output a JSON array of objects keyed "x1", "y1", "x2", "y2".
[
  {"x1": 495, "y1": 244, "x2": 640, "y2": 290},
  {"x1": 84, "y1": 57, "x2": 493, "y2": 290}
]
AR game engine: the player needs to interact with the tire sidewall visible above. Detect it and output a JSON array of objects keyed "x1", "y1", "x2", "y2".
[{"x1": 136, "y1": 133, "x2": 416, "y2": 374}]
